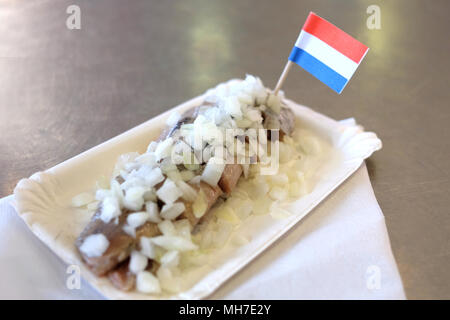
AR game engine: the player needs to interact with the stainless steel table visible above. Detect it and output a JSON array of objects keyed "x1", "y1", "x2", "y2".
[{"x1": 0, "y1": 0, "x2": 448, "y2": 299}]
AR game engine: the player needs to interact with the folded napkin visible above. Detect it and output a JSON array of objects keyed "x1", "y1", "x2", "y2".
[{"x1": 0, "y1": 163, "x2": 405, "y2": 299}]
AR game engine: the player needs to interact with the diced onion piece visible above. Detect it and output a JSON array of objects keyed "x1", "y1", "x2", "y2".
[
  {"x1": 268, "y1": 173, "x2": 289, "y2": 186},
  {"x1": 122, "y1": 224, "x2": 136, "y2": 238},
  {"x1": 232, "y1": 234, "x2": 250, "y2": 247},
  {"x1": 127, "y1": 211, "x2": 150, "y2": 228},
  {"x1": 145, "y1": 167, "x2": 165, "y2": 187},
  {"x1": 160, "y1": 202, "x2": 185, "y2": 220},
  {"x1": 279, "y1": 142, "x2": 295, "y2": 164},
  {"x1": 147, "y1": 141, "x2": 157, "y2": 153},
  {"x1": 234, "y1": 199, "x2": 253, "y2": 220},
  {"x1": 213, "y1": 221, "x2": 233, "y2": 248},
  {"x1": 176, "y1": 180, "x2": 197, "y2": 202},
  {"x1": 166, "y1": 170, "x2": 182, "y2": 182},
  {"x1": 135, "y1": 153, "x2": 157, "y2": 167},
  {"x1": 245, "y1": 108, "x2": 263, "y2": 123},
  {"x1": 71, "y1": 192, "x2": 95, "y2": 207},
  {"x1": 252, "y1": 197, "x2": 272, "y2": 216},
  {"x1": 166, "y1": 111, "x2": 181, "y2": 127},
  {"x1": 269, "y1": 186, "x2": 288, "y2": 201},
  {"x1": 143, "y1": 189, "x2": 157, "y2": 202},
  {"x1": 150, "y1": 235, "x2": 198, "y2": 251},
  {"x1": 224, "y1": 96, "x2": 242, "y2": 119},
  {"x1": 129, "y1": 250, "x2": 148, "y2": 274},
  {"x1": 100, "y1": 196, "x2": 121, "y2": 223},
  {"x1": 87, "y1": 201, "x2": 99, "y2": 212},
  {"x1": 156, "y1": 178, "x2": 183, "y2": 204},
  {"x1": 123, "y1": 186, "x2": 147, "y2": 211},
  {"x1": 154, "y1": 137, "x2": 173, "y2": 160},
  {"x1": 140, "y1": 236, "x2": 157, "y2": 259},
  {"x1": 95, "y1": 189, "x2": 111, "y2": 201},
  {"x1": 270, "y1": 203, "x2": 292, "y2": 220},
  {"x1": 160, "y1": 250, "x2": 180, "y2": 268},
  {"x1": 180, "y1": 170, "x2": 195, "y2": 182},
  {"x1": 216, "y1": 206, "x2": 240, "y2": 225},
  {"x1": 289, "y1": 181, "x2": 303, "y2": 198},
  {"x1": 157, "y1": 267, "x2": 181, "y2": 293},
  {"x1": 158, "y1": 220, "x2": 177, "y2": 236},
  {"x1": 173, "y1": 219, "x2": 192, "y2": 240},
  {"x1": 145, "y1": 201, "x2": 162, "y2": 223},
  {"x1": 201, "y1": 157, "x2": 225, "y2": 186},
  {"x1": 110, "y1": 179, "x2": 124, "y2": 205},
  {"x1": 267, "y1": 93, "x2": 281, "y2": 113},
  {"x1": 79, "y1": 234, "x2": 109, "y2": 257},
  {"x1": 192, "y1": 190, "x2": 207, "y2": 218},
  {"x1": 189, "y1": 175, "x2": 201, "y2": 185},
  {"x1": 136, "y1": 271, "x2": 161, "y2": 294}
]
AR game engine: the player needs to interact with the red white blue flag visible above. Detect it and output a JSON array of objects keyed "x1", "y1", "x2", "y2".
[{"x1": 289, "y1": 12, "x2": 369, "y2": 93}]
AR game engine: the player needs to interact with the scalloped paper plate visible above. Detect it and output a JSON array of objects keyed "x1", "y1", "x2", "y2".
[{"x1": 13, "y1": 79, "x2": 382, "y2": 299}]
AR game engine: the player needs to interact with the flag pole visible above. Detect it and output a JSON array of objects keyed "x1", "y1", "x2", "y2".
[{"x1": 273, "y1": 60, "x2": 293, "y2": 95}]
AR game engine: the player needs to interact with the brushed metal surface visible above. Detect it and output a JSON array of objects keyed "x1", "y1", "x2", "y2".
[{"x1": 0, "y1": 0, "x2": 449, "y2": 299}]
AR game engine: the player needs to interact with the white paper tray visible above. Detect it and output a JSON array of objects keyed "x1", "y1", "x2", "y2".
[{"x1": 13, "y1": 79, "x2": 382, "y2": 299}]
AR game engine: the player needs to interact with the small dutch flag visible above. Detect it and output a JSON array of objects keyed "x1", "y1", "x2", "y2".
[{"x1": 286, "y1": 12, "x2": 369, "y2": 94}]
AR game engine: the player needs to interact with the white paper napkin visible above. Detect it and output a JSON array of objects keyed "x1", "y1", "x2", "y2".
[{"x1": 0, "y1": 163, "x2": 405, "y2": 299}]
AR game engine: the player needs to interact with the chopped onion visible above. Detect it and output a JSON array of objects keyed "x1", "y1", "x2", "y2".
[
  {"x1": 160, "y1": 250, "x2": 180, "y2": 268},
  {"x1": 252, "y1": 196, "x2": 272, "y2": 216},
  {"x1": 145, "y1": 167, "x2": 165, "y2": 187},
  {"x1": 79, "y1": 234, "x2": 109, "y2": 257},
  {"x1": 147, "y1": 141, "x2": 157, "y2": 153},
  {"x1": 270, "y1": 203, "x2": 291, "y2": 220},
  {"x1": 166, "y1": 169, "x2": 182, "y2": 182},
  {"x1": 150, "y1": 235, "x2": 198, "y2": 251},
  {"x1": 179, "y1": 170, "x2": 195, "y2": 181},
  {"x1": 129, "y1": 250, "x2": 148, "y2": 274},
  {"x1": 135, "y1": 152, "x2": 157, "y2": 167},
  {"x1": 267, "y1": 93, "x2": 281, "y2": 113},
  {"x1": 224, "y1": 96, "x2": 242, "y2": 119},
  {"x1": 110, "y1": 179, "x2": 124, "y2": 205},
  {"x1": 154, "y1": 137, "x2": 173, "y2": 160},
  {"x1": 160, "y1": 202, "x2": 185, "y2": 220},
  {"x1": 176, "y1": 180, "x2": 197, "y2": 202},
  {"x1": 122, "y1": 224, "x2": 136, "y2": 238},
  {"x1": 166, "y1": 111, "x2": 181, "y2": 127},
  {"x1": 269, "y1": 186, "x2": 288, "y2": 201},
  {"x1": 140, "y1": 236, "x2": 157, "y2": 259},
  {"x1": 232, "y1": 234, "x2": 250, "y2": 247},
  {"x1": 87, "y1": 201, "x2": 99, "y2": 212},
  {"x1": 268, "y1": 173, "x2": 289, "y2": 186},
  {"x1": 213, "y1": 220, "x2": 233, "y2": 248},
  {"x1": 232, "y1": 199, "x2": 253, "y2": 220},
  {"x1": 189, "y1": 175, "x2": 201, "y2": 185},
  {"x1": 100, "y1": 196, "x2": 121, "y2": 223},
  {"x1": 156, "y1": 178, "x2": 183, "y2": 204},
  {"x1": 143, "y1": 189, "x2": 157, "y2": 202},
  {"x1": 158, "y1": 220, "x2": 177, "y2": 236},
  {"x1": 145, "y1": 201, "x2": 162, "y2": 223},
  {"x1": 201, "y1": 157, "x2": 225, "y2": 186},
  {"x1": 71, "y1": 192, "x2": 95, "y2": 207},
  {"x1": 173, "y1": 219, "x2": 192, "y2": 240},
  {"x1": 192, "y1": 190, "x2": 207, "y2": 218},
  {"x1": 95, "y1": 189, "x2": 111, "y2": 201},
  {"x1": 127, "y1": 211, "x2": 150, "y2": 228},
  {"x1": 157, "y1": 267, "x2": 181, "y2": 293},
  {"x1": 216, "y1": 206, "x2": 240, "y2": 225},
  {"x1": 123, "y1": 186, "x2": 147, "y2": 211},
  {"x1": 136, "y1": 271, "x2": 161, "y2": 294}
]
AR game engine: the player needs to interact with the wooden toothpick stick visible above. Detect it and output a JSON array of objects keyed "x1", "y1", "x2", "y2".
[{"x1": 273, "y1": 60, "x2": 293, "y2": 95}]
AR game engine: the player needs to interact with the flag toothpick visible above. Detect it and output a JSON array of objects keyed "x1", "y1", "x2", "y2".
[{"x1": 273, "y1": 61, "x2": 293, "y2": 95}]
